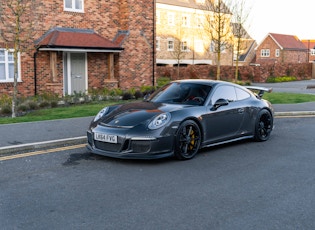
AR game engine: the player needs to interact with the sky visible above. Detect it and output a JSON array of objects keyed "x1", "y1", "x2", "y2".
[{"x1": 243, "y1": 0, "x2": 314, "y2": 43}]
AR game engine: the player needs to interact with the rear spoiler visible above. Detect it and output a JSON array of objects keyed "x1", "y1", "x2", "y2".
[{"x1": 245, "y1": 86, "x2": 273, "y2": 98}]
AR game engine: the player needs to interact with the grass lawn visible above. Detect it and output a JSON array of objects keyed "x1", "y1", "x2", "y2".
[
  {"x1": 1, "y1": 93, "x2": 315, "y2": 124},
  {"x1": 0, "y1": 101, "x2": 121, "y2": 124},
  {"x1": 263, "y1": 92, "x2": 315, "y2": 104}
]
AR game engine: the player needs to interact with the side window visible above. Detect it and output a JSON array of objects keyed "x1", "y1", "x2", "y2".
[
  {"x1": 235, "y1": 87, "x2": 250, "y2": 101},
  {"x1": 211, "y1": 86, "x2": 236, "y2": 104}
]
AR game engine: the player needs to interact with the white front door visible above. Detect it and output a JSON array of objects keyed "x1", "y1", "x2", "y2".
[{"x1": 64, "y1": 52, "x2": 87, "y2": 95}]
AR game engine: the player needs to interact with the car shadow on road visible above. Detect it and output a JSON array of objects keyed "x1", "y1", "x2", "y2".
[{"x1": 62, "y1": 151, "x2": 176, "y2": 166}]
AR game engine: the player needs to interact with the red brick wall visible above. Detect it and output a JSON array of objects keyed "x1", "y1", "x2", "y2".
[
  {"x1": 117, "y1": 0, "x2": 155, "y2": 89},
  {"x1": 0, "y1": 0, "x2": 154, "y2": 97}
]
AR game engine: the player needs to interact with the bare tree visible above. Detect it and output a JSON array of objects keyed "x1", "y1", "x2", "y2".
[
  {"x1": 170, "y1": 18, "x2": 189, "y2": 79},
  {"x1": 231, "y1": 0, "x2": 251, "y2": 81},
  {"x1": 200, "y1": 0, "x2": 234, "y2": 80},
  {"x1": 0, "y1": 0, "x2": 36, "y2": 118}
]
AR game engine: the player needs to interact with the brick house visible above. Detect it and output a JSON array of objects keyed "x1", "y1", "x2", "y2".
[
  {"x1": 255, "y1": 33, "x2": 308, "y2": 64},
  {"x1": 301, "y1": 40, "x2": 315, "y2": 62},
  {"x1": 0, "y1": 0, "x2": 155, "y2": 97},
  {"x1": 155, "y1": 0, "x2": 255, "y2": 67}
]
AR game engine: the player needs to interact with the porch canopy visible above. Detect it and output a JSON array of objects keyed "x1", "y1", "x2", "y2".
[{"x1": 35, "y1": 27, "x2": 124, "y2": 52}]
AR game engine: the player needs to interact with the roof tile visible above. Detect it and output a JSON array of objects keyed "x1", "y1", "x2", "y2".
[
  {"x1": 36, "y1": 27, "x2": 123, "y2": 50},
  {"x1": 270, "y1": 33, "x2": 307, "y2": 50}
]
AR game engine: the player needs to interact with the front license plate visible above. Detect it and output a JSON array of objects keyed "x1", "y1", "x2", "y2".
[{"x1": 94, "y1": 132, "x2": 117, "y2": 143}]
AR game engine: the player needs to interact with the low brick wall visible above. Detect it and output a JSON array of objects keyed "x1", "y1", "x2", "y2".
[{"x1": 156, "y1": 63, "x2": 313, "y2": 83}]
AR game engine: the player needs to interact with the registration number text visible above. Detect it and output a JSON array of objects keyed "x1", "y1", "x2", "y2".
[{"x1": 94, "y1": 132, "x2": 117, "y2": 143}]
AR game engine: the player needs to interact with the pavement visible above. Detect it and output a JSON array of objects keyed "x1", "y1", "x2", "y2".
[{"x1": 1, "y1": 80, "x2": 315, "y2": 155}]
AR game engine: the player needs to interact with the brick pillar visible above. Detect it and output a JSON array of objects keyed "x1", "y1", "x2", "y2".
[{"x1": 117, "y1": 0, "x2": 155, "y2": 89}]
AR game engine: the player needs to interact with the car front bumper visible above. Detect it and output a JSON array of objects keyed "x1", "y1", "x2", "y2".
[{"x1": 86, "y1": 130, "x2": 175, "y2": 159}]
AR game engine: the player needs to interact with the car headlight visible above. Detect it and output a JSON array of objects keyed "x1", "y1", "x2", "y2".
[
  {"x1": 148, "y1": 113, "x2": 171, "y2": 130},
  {"x1": 93, "y1": 107, "x2": 109, "y2": 122}
]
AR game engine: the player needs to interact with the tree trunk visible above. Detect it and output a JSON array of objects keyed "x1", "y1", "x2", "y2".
[{"x1": 216, "y1": 52, "x2": 221, "y2": 80}]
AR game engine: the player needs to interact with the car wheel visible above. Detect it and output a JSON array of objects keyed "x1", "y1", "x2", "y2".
[
  {"x1": 254, "y1": 109, "x2": 273, "y2": 141},
  {"x1": 174, "y1": 120, "x2": 201, "y2": 160}
]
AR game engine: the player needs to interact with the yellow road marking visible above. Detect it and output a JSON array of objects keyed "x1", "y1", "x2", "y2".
[{"x1": 0, "y1": 144, "x2": 86, "y2": 161}]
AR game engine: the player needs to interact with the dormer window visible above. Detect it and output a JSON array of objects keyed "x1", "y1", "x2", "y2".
[{"x1": 64, "y1": 0, "x2": 84, "y2": 13}]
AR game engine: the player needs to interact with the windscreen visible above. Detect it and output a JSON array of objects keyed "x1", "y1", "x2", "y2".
[{"x1": 148, "y1": 82, "x2": 212, "y2": 105}]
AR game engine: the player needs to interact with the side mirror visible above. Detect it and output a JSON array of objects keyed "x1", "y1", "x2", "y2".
[{"x1": 212, "y1": 98, "x2": 229, "y2": 110}]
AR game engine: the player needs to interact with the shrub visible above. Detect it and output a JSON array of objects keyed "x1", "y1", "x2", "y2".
[
  {"x1": 141, "y1": 85, "x2": 156, "y2": 96},
  {"x1": 122, "y1": 92, "x2": 133, "y2": 100},
  {"x1": 51, "y1": 101, "x2": 58, "y2": 108},
  {"x1": 134, "y1": 90, "x2": 143, "y2": 99},
  {"x1": 266, "y1": 76, "x2": 297, "y2": 83},
  {"x1": 28, "y1": 101, "x2": 39, "y2": 110},
  {"x1": 39, "y1": 101, "x2": 50, "y2": 108},
  {"x1": 0, "y1": 105, "x2": 12, "y2": 115},
  {"x1": 0, "y1": 94, "x2": 12, "y2": 107},
  {"x1": 17, "y1": 104, "x2": 29, "y2": 112},
  {"x1": 157, "y1": 77, "x2": 171, "y2": 87}
]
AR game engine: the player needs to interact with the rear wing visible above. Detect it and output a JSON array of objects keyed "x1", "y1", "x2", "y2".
[{"x1": 245, "y1": 86, "x2": 273, "y2": 99}]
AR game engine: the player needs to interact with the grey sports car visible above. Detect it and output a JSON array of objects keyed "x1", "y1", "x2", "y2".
[{"x1": 87, "y1": 79, "x2": 274, "y2": 160}]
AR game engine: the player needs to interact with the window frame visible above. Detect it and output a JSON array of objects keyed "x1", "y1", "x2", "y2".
[
  {"x1": 167, "y1": 38, "x2": 174, "y2": 51},
  {"x1": 0, "y1": 49, "x2": 21, "y2": 83},
  {"x1": 167, "y1": 12, "x2": 175, "y2": 26},
  {"x1": 64, "y1": 0, "x2": 84, "y2": 13},
  {"x1": 275, "y1": 49, "x2": 280, "y2": 57},
  {"x1": 181, "y1": 14, "x2": 190, "y2": 27},
  {"x1": 261, "y1": 49, "x2": 270, "y2": 57},
  {"x1": 196, "y1": 15, "x2": 203, "y2": 28},
  {"x1": 181, "y1": 40, "x2": 189, "y2": 52}
]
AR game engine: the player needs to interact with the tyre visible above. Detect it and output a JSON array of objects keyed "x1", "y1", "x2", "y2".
[
  {"x1": 174, "y1": 120, "x2": 201, "y2": 160},
  {"x1": 254, "y1": 109, "x2": 273, "y2": 141}
]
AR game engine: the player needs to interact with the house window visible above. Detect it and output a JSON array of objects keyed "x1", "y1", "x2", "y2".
[
  {"x1": 310, "y1": 49, "x2": 315, "y2": 56},
  {"x1": 196, "y1": 15, "x2": 203, "y2": 28},
  {"x1": 156, "y1": 37, "x2": 161, "y2": 50},
  {"x1": 0, "y1": 49, "x2": 20, "y2": 82},
  {"x1": 261, "y1": 49, "x2": 270, "y2": 57},
  {"x1": 64, "y1": 0, "x2": 84, "y2": 12},
  {"x1": 182, "y1": 15, "x2": 190, "y2": 27},
  {"x1": 181, "y1": 41, "x2": 189, "y2": 52},
  {"x1": 167, "y1": 38, "x2": 174, "y2": 51},
  {"x1": 275, "y1": 49, "x2": 280, "y2": 57},
  {"x1": 168, "y1": 12, "x2": 175, "y2": 26}
]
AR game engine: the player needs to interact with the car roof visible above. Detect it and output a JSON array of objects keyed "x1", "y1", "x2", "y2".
[{"x1": 172, "y1": 79, "x2": 255, "y2": 96}]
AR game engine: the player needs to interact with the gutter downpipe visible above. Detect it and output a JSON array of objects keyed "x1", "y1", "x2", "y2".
[
  {"x1": 152, "y1": 0, "x2": 156, "y2": 87},
  {"x1": 33, "y1": 50, "x2": 38, "y2": 96}
]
